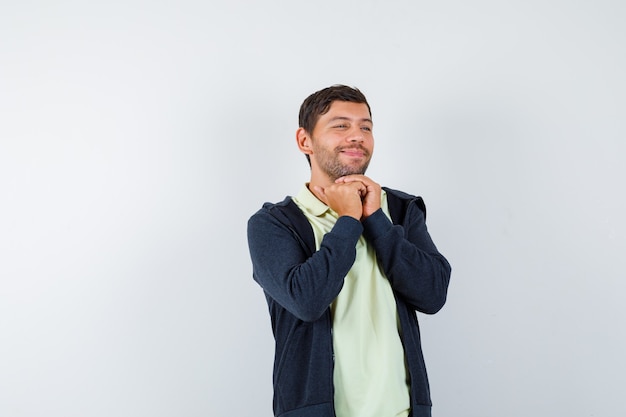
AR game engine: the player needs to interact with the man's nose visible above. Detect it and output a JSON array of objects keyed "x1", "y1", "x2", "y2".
[{"x1": 348, "y1": 127, "x2": 364, "y2": 142}]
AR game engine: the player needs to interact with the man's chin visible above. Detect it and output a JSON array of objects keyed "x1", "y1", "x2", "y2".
[{"x1": 331, "y1": 166, "x2": 369, "y2": 180}]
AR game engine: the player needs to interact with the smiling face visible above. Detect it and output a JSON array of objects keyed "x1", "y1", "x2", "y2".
[{"x1": 297, "y1": 100, "x2": 374, "y2": 183}]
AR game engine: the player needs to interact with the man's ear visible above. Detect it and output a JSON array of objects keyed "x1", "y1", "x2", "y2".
[{"x1": 296, "y1": 127, "x2": 313, "y2": 156}]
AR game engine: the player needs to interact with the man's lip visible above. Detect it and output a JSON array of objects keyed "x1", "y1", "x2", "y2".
[{"x1": 340, "y1": 148, "x2": 367, "y2": 157}]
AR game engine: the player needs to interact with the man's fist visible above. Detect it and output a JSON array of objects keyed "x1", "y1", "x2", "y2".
[
  {"x1": 311, "y1": 181, "x2": 366, "y2": 220},
  {"x1": 335, "y1": 175, "x2": 381, "y2": 219}
]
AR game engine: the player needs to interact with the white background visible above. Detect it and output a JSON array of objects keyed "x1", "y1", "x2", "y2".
[{"x1": 1, "y1": 1, "x2": 625, "y2": 416}]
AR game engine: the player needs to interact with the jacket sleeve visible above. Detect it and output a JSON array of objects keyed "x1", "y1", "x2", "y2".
[
  {"x1": 362, "y1": 201, "x2": 451, "y2": 314},
  {"x1": 247, "y1": 208, "x2": 363, "y2": 322}
]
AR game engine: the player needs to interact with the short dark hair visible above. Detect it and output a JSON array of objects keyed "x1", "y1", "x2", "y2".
[{"x1": 298, "y1": 85, "x2": 371, "y2": 134}]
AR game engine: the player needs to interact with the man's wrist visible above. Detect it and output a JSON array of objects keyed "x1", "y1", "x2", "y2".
[{"x1": 362, "y1": 208, "x2": 391, "y2": 239}]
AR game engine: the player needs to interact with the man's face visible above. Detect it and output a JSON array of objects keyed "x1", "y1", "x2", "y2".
[{"x1": 308, "y1": 101, "x2": 374, "y2": 181}]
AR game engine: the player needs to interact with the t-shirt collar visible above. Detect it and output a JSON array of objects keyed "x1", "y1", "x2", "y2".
[{"x1": 295, "y1": 184, "x2": 332, "y2": 217}]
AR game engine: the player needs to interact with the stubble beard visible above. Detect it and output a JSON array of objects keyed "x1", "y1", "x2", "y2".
[{"x1": 315, "y1": 144, "x2": 371, "y2": 182}]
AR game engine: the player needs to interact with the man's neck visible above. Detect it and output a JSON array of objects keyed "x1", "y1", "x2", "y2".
[{"x1": 307, "y1": 171, "x2": 335, "y2": 203}]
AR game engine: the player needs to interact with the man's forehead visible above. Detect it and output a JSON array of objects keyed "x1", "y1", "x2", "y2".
[{"x1": 324, "y1": 101, "x2": 371, "y2": 119}]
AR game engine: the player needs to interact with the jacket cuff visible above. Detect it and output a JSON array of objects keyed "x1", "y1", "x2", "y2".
[
  {"x1": 362, "y1": 208, "x2": 393, "y2": 241},
  {"x1": 332, "y1": 215, "x2": 364, "y2": 243}
]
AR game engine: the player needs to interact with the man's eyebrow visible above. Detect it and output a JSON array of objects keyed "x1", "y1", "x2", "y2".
[{"x1": 328, "y1": 116, "x2": 373, "y2": 124}]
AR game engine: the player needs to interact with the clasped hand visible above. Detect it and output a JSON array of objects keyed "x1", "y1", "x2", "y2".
[{"x1": 312, "y1": 175, "x2": 381, "y2": 220}]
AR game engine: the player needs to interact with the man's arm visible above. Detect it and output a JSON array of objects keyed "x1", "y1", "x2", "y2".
[
  {"x1": 362, "y1": 200, "x2": 451, "y2": 314},
  {"x1": 247, "y1": 208, "x2": 363, "y2": 322}
]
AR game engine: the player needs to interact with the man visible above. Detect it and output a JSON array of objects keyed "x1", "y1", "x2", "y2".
[{"x1": 247, "y1": 85, "x2": 451, "y2": 417}]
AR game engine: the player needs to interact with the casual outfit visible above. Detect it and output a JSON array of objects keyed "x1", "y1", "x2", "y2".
[{"x1": 247, "y1": 186, "x2": 451, "y2": 417}]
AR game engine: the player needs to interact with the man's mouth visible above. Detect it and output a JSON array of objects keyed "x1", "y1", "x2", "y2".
[{"x1": 339, "y1": 147, "x2": 368, "y2": 158}]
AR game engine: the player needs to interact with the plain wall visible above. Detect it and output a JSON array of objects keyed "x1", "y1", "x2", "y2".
[{"x1": 1, "y1": 1, "x2": 625, "y2": 416}]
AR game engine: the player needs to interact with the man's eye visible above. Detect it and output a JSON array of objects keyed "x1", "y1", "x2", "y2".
[
  {"x1": 361, "y1": 126, "x2": 372, "y2": 132},
  {"x1": 334, "y1": 124, "x2": 348, "y2": 129}
]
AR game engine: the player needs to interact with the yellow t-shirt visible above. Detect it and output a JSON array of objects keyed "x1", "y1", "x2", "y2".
[{"x1": 293, "y1": 185, "x2": 410, "y2": 417}]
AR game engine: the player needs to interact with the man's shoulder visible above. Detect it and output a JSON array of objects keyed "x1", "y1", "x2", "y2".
[
  {"x1": 249, "y1": 196, "x2": 298, "y2": 220},
  {"x1": 249, "y1": 196, "x2": 309, "y2": 228},
  {"x1": 383, "y1": 186, "x2": 417, "y2": 201},
  {"x1": 382, "y1": 186, "x2": 427, "y2": 221},
  {"x1": 248, "y1": 196, "x2": 315, "y2": 254},
  {"x1": 260, "y1": 195, "x2": 294, "y2": 210}
]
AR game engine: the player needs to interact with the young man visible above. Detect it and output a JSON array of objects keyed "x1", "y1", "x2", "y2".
[{"x1": 247, "y1": 85, "x2": 451, "y2": 417}]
